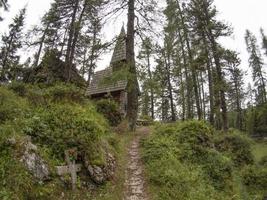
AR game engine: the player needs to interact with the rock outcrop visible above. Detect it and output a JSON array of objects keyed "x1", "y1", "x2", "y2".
[
  {"x1": 11, "y1": 136, "x2": 50, "y2": 181},
  {"x1": 84, "y1": 153, "x2": 116, "y2": 184}
]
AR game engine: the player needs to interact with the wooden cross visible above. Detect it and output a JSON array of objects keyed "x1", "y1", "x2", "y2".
[{"x1": 56, "y1": 148, "x2": 82, "y2": 190}]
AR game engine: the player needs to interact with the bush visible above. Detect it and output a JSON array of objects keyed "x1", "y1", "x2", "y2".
[
  {"x1": 215, "y1": 131, "x2": 254, "y2": 166},
  {"x1": 141, "y1": 121, "x2": 239, "y2": 198},
  {"x1": 23, "y1": 102, "x2": 110, "y2": 165},
  {"x1": 8, "y1": 81, "x2": 28, "y2": 96},
  {"x1": 0, "y1": 149, "x2": 35, "y2": 200},
  {"x1": 242, "y1": 165, "x2": 267, "y2": 191},
  {"x1": 0, "y1": 85, "x2": 119, "y2": 199},
  {"x1": 95, "y1": 99, "x2": 122, "y2": 126},
  {"x1": 245, "y1": 104, "x2": 267, "y2": 137},
  {"x1": 0, "y1": 87, "x2": 28, "y2": 124},
  {"x1": 9, "y1": 83, "x2": 86, "y2": 106},
  {"x1": 259, "y1": 155, "x2": 267, "y2": 166},
  {"x1": 176, "y1": 121, "x2": 215, "y2": 160},
  {"x1": 43, "y1": 83, "x2": 86, "y2": 104},
  {"x1": 142, "y1": 134, "x2": 218, "y2": 200},
  {"x1": 201, "y1": 150, "x2": 233, "y2": 189}
]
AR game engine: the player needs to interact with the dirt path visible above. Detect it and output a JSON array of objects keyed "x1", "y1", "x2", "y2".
[{"x1": 123, "y1": 127, "x2": 150, "y2": 200}]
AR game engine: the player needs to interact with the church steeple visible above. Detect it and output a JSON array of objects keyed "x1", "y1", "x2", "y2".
[{"x1": 110, "y1": 26, "x2": 127, "y2": 68}]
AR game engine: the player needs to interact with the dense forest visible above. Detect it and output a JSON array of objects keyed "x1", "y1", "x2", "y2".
[{"x1": 0, "y1": 0, "x2": 267, "y2": 199}]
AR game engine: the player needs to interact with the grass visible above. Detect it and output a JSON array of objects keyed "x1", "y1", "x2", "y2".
[{"x1": 252, "y1": 140, "x2": 267, "y2": 162}]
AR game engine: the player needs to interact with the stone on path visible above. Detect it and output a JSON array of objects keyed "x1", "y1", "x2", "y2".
[{"x1": 123, "y1": 127, "x2": 149, "y2": 200}]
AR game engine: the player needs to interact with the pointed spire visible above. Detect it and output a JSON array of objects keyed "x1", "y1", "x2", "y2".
[{"x1": 110, "y1": 25, "x2": 127, "y2": 65}]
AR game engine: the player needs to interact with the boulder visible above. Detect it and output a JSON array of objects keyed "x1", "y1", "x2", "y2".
[
  {"x1": 84, "y1": 153, "x2": 116, "y2": 184},
  {"x1": 19, "y1": 137, "x2": 50, "y2": 181}
]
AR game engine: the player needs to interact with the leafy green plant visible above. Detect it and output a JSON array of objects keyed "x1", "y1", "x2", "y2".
[
  {"x1": 215, "y1": 130, "x2": 254, "y2": 167},
  {"x1": 141, "y1": 121, "x2": 241, "y2": 199},
  {"x1": 259, "y1": 155, "x2": 267, "y2": 166},
  {"x1": 23, "y1": 103, "x2": 109, "y2": 164},
  {"x1": 0, "y1": 86, "x2": 28, "y2": 124},
  {"x1": 95, "y1": 99, "x2": 122, "y2": 126},
  {"x1": 242, "y1": 165, "x2": 267, "y2": 191}
]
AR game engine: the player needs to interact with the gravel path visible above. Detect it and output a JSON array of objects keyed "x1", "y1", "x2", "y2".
[{"x1": 123, "y1": 127, "x2": 149, "y2": 200}]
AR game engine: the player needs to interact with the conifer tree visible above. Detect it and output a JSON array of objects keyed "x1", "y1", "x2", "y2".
[
  {"x1": 26, "y1": 3, "x2": 62, "y2": 67},
  {"x1": 260, "y1": 28, "x2": 267, "y2": 57},
  {"x1": 105, "y1": 0, "x2": 159, "y2": 130},
  {"x1": 154, "y1": 56, "x2": 170, "y2": 121},
  {"x1": 138, "y1": 37, "x2": 155, "y2": 119},
  {"x1": 245, "y1": 30, "x2": 267, "y2": 105},
  {"x1": 188, "y1": 0, "x2": 231, "y2": 131},
  {"x1": 0, "y1": 0, "x2": 8, "y2": 21},
  {"x1": 0, "y1": 8, "x2": 26, "y2": 82},
  {"x1": 224, "y1": 50, "x2": 244, "y2": 129}
]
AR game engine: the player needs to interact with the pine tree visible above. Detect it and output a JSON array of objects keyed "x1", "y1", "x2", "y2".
[
  {"x1": 245, "y1": 30, "x2": 267, "y2": 105},
  {"x1": 138, "y1": 37, "x2": 155, "y2": 119},
  {"x1": 0, "y1": 8, "x2": 26, "y2": 82},
  {"x1": 75, "y1": 10, "x2": 107, "y2": 85},
  {"x1": 224, "y1": 50, "x2": 244, "y2": 129},
  {"x1": 0, "y1": 0, "x2": 8, "y2": 21},
  {"x1": 188, "y1": 0, "x2": 232, "y2": 131},
  {"x1": 260, "y1": 28, "x2": 267, "y2": 57},
  {"x1": 0, "y1": 0, "x2": 8, "y2": 9},
  {"x1": 25, "y1": 3, "x2": 62, "y2": 67},
  {"x1": 154, "y1": 56, "x2": 170, "y2": 121}
]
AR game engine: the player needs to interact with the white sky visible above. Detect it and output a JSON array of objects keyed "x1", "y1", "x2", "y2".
[{"x1": 1, "y1": 0, "x2": 267, "y2": 82}]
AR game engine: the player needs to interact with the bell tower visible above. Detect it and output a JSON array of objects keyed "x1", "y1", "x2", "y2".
[{"x1": 110, "y1": 26, "x2": 127, "y2": 71}]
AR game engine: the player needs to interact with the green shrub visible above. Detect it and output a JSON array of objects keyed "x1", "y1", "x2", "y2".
[
  {"x1": 177, "y1": 120, "x2": 214, "y2": 147},
  {"x1": 43, "y1": 83, "x2": 86, "y2": 104},
  {"x1": 0, "y1": 87, "x2": 28, "y2": 124},
  {"x1": 245, "y1": 104, "x2": 267, "y2": 137},
  {"x1": 9, "y1": 83, "x2": 86, "y2": 106},
  {"x1": 95, "y1": 99, "x2": 122, "y2": 126},
  {"x1": 259, "y1": 155, "x2": 267, "y2": 166},
  {"x1": 141, "y1": 121, "x2": 239, "y2": 198},
  {"x1": 142, "y1": 136, "x2": 216, "y2": 200},
  {"x1": 0, "y1": 142, "x2": 35, "y2": 200},
  {"x1": 201, "y1": 150, "x2": 233, "y2": 189},
  {"x1": 23, "y1": 102, "x2": 109, "y2": 165},
  {"x1": 215, "y1": 131, "x2": 254, "y2": 166},
  {"x1": 8, "y1": 81, "x2": 28, "y2": 96},
  {"x1": 145, "y1": 155, "x2": 219, "y2": 200},
  {"x1": 242, "y1": 165, "x2": 267, "y2": 191}
]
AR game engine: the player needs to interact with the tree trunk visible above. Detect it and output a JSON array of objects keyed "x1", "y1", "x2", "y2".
[
  {"x1": 65, "y1": 0, "x2": 79, "y2": 81},
  {"x1": 200, "y1": 71, "x2": 206, "y2": 120},
  {"x1": 35, "y1": 24, "x2": 49, "y2": 67},
  {"x1": 209, "y1": 35, "x2": 228, "y2": 131},
  {"x1": 69, "y1": 0, "x2": 87, "y2": 70},
  {"x1": 126, "y1": 0, "x2": 138, "y2": 131},
  {"x1": 177, "y1": 28, "x2": 193, "y2": 119},
  {"x1": 1, "y1": 34, "x2": 14, "y2": 81},
  {"x1": 234, "y1": 81, "x2": 242, "y2": 129},
  {"x1": 176, "y1": 1, "x2": 202, "y2": 120},
  {"x1": 87, "y1": 24, "x2": 98, "y2": 86},
  {"x1": 146, "y1": 50, "x2": 155, "y2": 119}
]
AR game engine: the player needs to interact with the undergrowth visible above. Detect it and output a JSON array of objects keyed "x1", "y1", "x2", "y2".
[
  {"x1": 141, "y1": 121, "x2": 267, "y2": 200},
  {"x1": 0, "y1": 83, "x2": 122, "y2": 199}
]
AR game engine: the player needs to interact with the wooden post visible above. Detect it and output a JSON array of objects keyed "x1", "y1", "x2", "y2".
[{"x1": 56, "y1": 148, "x2": 81, "y2": 190}]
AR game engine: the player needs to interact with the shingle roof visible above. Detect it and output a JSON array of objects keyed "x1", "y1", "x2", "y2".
[
  {"x1": 87, "y1": 68, "x2": 127, "y2": 95},
  {"x1": 110, "y1": 26, "x2": 126, "y2": 65},
  {"x1": 87, "y1": 26, "x2": 127, "y2": 96}
]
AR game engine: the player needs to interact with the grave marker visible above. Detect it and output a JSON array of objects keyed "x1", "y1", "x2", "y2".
[{"x1": 56, "y1": 148, "x2": 81, "y2": 190}]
